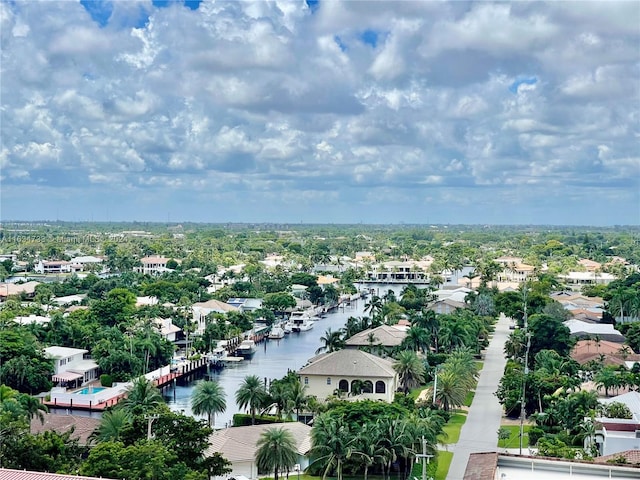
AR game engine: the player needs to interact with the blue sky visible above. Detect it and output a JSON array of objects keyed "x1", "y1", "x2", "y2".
[{"x1": 1, "y1": 1, "x2": 639, "y2": 225}]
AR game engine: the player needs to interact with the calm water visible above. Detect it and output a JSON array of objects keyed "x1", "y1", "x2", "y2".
[{"x1": 164, "y1": 297, "x2": 369, "y2": 427}]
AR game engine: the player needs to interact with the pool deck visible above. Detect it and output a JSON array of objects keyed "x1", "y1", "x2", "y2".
[{"x1": 43, "y1": 357, "x2": 209, "y2": 412}]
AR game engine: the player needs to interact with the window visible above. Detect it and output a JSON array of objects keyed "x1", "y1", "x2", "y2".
[
  {"x1": 338, "y1": 379, "x2": 349, "y2": 392},
  {"x1": 363, "y1": 381, "x2": 373, "y2": 393},
  {"x1": 304, "y1": 377, "x2": 309, "y2": 385},
  {"x1": 375, "y1": 381, "x2": 386, "y2": 394},
  {"x1": 326, "y1": 377, "x2": 332, "y2": 385}
]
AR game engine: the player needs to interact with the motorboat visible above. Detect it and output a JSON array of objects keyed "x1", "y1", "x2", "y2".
[
  {"x1": 283, "y1": 322, "x2": 293, "y2": 334},
  {"x1": 268, "y1": 324, "x2": 285, "y2": 339},
  {"x1": 207, "y1": 346, "x2": 228, "y2": 369},
  {"x1": 291, "y1": 319, "x2": 315, "y2": 332},
  {"x1": 236, "y1": 339, "x2": 257, "y2": 357}
]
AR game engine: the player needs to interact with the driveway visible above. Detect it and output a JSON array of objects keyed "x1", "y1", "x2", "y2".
[{"x1": 445, "y1": 313, "x2": 510, "y2": 480}]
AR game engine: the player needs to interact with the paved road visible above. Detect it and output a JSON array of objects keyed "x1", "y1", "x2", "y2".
[{"x1": 446, "y1": 313, "x2": 510, "y2": 480}]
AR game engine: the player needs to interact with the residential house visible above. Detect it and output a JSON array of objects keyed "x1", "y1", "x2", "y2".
[
  {"x1": 594, "y1": 450, "x2": 640, "y2": 465},
  {"x1": 135, "y1": 256, "x2": 175, "y2": 275},
  {"x1": 571, "y1": 340, "x2": 639, "y2": 368},
  {"x1": 44, "y1": 346, "x2": 99, "y2": 386},
  {"x1": 154, "y1": 317, "x2": 182, "y2": 343},
  {"x1": 34, "y1": 260, "x2": 71, "y2": 274},
  {"x1": 192, "y1": 299, "x2": 239, "y2": 335},
  {"x1": 297, "y1": 349, "x2": 398, "y2": 402},
  {"x1": 52, "y1": 294, "x2": 87, "y2": 306},
  {"x1": 593, "y1": 392, "x2": 640, "y2": 456},
  {"x1": 559, "y1": 271, "x2": 616, "y2": 290},
  {"x1": 13, "y1": 314, "x2": 50, "y2": 326},
  {"x1": 68, "y1": 255, "x2": 105, "y2": 273},
  {"x1": 0, "y1": 281, "x2": 40, "y2": 299},
  {"x1": 30, "y1": 413, "x2": 100, "y2": 446},
  {"x1": 564, "y1": 319, "x2": 626, "y2": 343},
  {"x1": 367, "y1": 260, "x2": 429, "y2": 283},
  {"x1": 227, "y1": 298, "x2": 263, "y2": 313},
  {"x1": 425, "y1": 298, "x2": 467, "y2": 314},
  {"x1": 578, "y1": 259, "x2": 603, "y2": 272},
  {"x1": 206, "y1": 423, "x2": 311, "y2": 480},
  {"x1": 344, "y1": 325, "x2": 408, "y2": 353}
]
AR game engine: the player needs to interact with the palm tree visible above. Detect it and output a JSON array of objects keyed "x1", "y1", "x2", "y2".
[
  {"x1": 393, "y1": 350, "x2": 426, "y2": 394},
  {"x1": 353, "y1": 423, "x2": 383, "y2": 480},
  {"x1": 434, "y1": 370, "x2": 466, "y2": 411},
  {"x1": 17, "y1": 393, "x2": 48, "y2": 424},
  {"x1": 120, "y1": 376, "x2": 164, "y2": 416},
  {"x1": 191, "y1": 380, "x2": 226, "y2": 428},
  {"x1": 255, "y1": 427, "x2": 298, "y2": 480},
  {"x1": 290, "y1": 379, "x2": 311, "y2": 420},
  {"x1": 364, "y1": 295, "x2": 383, "y2": 319},
  {"x1": 235, "y1": 375, "x2": 267, "y2": 425},
  {"x1": 311, "y1": 414, "x2": 358, "y2": 480},
  {"x1": 90, "y1": 409, "x2": 131, "y2": 443},
  {"x1": 316, "y1": 328, "x2": 345, "y2": 355},
  {"x1": 402, "y1": 326, "x2": 430, "y2": 353}
]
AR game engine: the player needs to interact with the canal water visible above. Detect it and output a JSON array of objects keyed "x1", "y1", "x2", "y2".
[
  {"x1": 163, "y1": 280, "x2": 456, "y2": 427},
  {"x1": 164, "y1": 297, "x2": 368, "y2": 428}
]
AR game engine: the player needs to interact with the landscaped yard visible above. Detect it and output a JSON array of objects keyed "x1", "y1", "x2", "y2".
[
  {"x1": 440, "y1": 412, "x2": 467, "y2": 444},
  {"x1": 497, "y1": 424, "x2": 531, "y2": 449}
]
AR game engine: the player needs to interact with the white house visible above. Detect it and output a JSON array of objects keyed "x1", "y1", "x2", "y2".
[
  {"x1": 44, "y1": 346, "x2": 99, "y2": 386},
  {"x1": 34, "y1": 260, "x2": 71, "y2": 274},
  {"x1": 206, "y1": 423, "x2": 312, "y2": 480},
  {"x1": 192, "y1": 299, "x2": 239, "y2": 335},
  {"x1": 593, "y1": 392, "x2": 640, "y2": 456},
  {"x1": 297, "y1": 349, "x2": 398, "y2": 402},
  {"x1": 154, "y1": 317, "x2": 181, "y2": 343},
  {"x1": 135, "y1": 256, "x2": 175, "y2": 275},
  {"x1": 564, "y1": 319, "x2": 626, "y2": 343}
]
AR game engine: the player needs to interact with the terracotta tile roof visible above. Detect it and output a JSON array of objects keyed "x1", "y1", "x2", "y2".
[
  {"x1": 463, "y1": 452, "x2": 498, "y2": 479},
  {"x1": 0, "y1": 469, "x2": 117, "y2": 480},
  {"x1": 594, "y1": 450, "x2": 640, "y2": 465},
  {"x1": 30, "y1": 413, "x2": 100, "y2": 446}
]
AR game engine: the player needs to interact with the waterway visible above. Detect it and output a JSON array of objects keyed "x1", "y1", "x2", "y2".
[
  {"x1": 164, "y1": 297, "x2": 368, "y2": 428},
  {"x1": 163, "y1": 278, "x2": 468, "y2": 427}
]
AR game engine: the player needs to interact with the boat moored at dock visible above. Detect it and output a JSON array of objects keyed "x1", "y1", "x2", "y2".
[{"x1": 235, "y1": 339, "x2": 257, "y2": 357}]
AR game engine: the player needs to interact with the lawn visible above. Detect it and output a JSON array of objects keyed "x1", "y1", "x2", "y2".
[
  {"x1": 497, "y1": 424, "x2": 531, "y2": 449},
  {"x1": 410, "y1": 449, "x2": 453, "y2": 480},
  {"x1": 439, "y1": 412, "x2": 467, "y2": 444},
  {"x1": 463, "y1": 390, "x2": 475, "y2": 407}
]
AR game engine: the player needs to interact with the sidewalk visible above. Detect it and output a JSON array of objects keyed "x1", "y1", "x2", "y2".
[{"x1": 445, "y1": 313, "x2": 511, "y2": 480}]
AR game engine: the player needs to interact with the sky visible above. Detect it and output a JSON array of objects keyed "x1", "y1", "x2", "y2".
[{"x1": 1, "y1": 0, "x2": 639, "y2": 226}]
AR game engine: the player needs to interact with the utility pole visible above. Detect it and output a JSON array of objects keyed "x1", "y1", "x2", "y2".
[
  {"x1": 145, "y1": 414, "x2": 159, "y2": 440},
  {"x1": 519, "y1": 284, "x2": 531, "y2": 455},
  {"x1": 415, "y1": 436, "x2": 433, "y2": 480}
]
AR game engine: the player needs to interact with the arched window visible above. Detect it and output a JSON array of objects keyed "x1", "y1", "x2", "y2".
[
  {"x1": 363, "y1": 380, "x2": 373, "y2": 393},
  {"x1": 375, "y1": 381, "x2": 386, "y2": 394},
  {"x1": 339, "y1": 379, "x2": 349, "y2": 392}
]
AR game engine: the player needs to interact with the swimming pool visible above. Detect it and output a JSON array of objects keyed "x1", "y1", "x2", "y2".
[{"x1": 75, "y1": 386, "x2": 106, "y2": 395}]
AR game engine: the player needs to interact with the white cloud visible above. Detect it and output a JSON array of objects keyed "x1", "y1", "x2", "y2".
[{"x1": 0, "y1": 0, "x2": 637, "y2": 225}]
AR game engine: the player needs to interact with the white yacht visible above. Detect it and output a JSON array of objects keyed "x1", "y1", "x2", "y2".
[
  {"x1": 268, "y1": 324, "x2": 285, "y2": 339},
  {"x1": 236, "y1": 339, "x2": 257, "y2": 357}
]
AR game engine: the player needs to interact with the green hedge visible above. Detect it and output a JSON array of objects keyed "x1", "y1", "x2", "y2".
[
  {"x1": 100, "y1": 374, "x2": 113, "y2": 387},
  {"x1": 232, "y1": 414, "x2": 294, "y2": 426}
]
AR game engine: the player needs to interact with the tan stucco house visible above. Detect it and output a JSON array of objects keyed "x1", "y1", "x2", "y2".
[{"x1": 297, "y1": 349, "x2": 398, "y2": 402}]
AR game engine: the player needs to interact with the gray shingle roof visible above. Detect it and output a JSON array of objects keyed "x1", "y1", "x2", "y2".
[
  {"x1": 345, "y1": 325, "x2": 407, "y2": 347},
  {"x1": 205, "y1": 423, "x2": 312, "y2": 462},
  {"x1": 298, "y1": 349, "x2": 396, "y2": 377}
]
